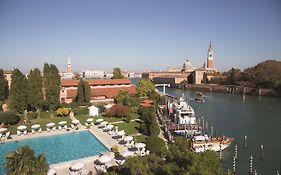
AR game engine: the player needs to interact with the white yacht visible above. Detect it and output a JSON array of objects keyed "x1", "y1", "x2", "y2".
[
  {"x1": 170, "y1": 94, "x2": 196, "y2": 125},
  {"x1": 191, "y1": 135, "x2": 234, "y2": 153}
]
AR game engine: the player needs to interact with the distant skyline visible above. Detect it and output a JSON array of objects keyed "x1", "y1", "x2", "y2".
[{"x1": 0, "y1": 0, "x2": 281, "y2": 73}]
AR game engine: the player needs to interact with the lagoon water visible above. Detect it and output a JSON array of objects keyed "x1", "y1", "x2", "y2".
[{"x1": 164, "y1": 87, "x2": 281, "y2": 175}]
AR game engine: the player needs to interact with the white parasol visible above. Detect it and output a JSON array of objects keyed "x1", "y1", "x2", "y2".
[
  {"x1": 70, "y1": 161, "x2": 85, "y2": 171},
  {"x1": 31, "y1": 124, "x2": 41, "y2": 129},
  {"x1": 135, "y1": 143, "x2": 146, "y2": 149},
  {"x1": 58, "y1": 121, "x2": 67, "y2": 125},
  {"x1": 117, "y1": 131, "x2": 125, "y2": 136},
  {"x1": 100, "y1": 121, "x2": 108, "y2": 126},
  {"x1": 98, "y1": 155, "x2": 112, "y2": 164},
  {"x1": 86, "y1": 118, "x2": 94, "y2": 123},
  {"x1": 17, "y1": 125, "x2": 27, "y2": 131},
  {"x1": 120, "y1": 150, "x2": 134, "y2": 158},
  {"x1": 96, "y1": 118, "x2": 104, "y2": 123},
  {"x1": 72, "y1": 120, "x2": 80, "y2": 125},
  {"x1": 105, "y1": 124, "x2": 114, "y2": 130},
  {"x1": 124, "y1": 136, "x2": 133, "y2": 142},
  {"x1": 46, "y1": 122, "x2": 55, "y2": 127}
]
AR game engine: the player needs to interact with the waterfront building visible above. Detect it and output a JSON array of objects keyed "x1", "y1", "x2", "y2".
[
  {"x1": 81, "y1": 70, "x2": 106, "y2": 79},
  {"x1": 143, "y1": 42, "x2": 217, "y2": 86},
  {"x1": 60, "y1": 78, "x2": 136, "y2": 103}
]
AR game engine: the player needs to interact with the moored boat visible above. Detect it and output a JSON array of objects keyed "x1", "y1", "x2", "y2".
[{"x1": 191, "y1": 135, "x2": 234, "y2": 153}]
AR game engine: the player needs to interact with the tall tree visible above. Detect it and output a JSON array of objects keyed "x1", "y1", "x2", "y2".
[
  {"x1": 136, "y1": 79, "x2": 159, "y2": 101},
  {"x1": 43, "y1": 63, "x2": 60, "y2": 110},
  {"x1": 75, "y1": 79, "x2": 91, "y2": 104},
  {"x1": 5, "y1": 146, "x2": 49, "y2": 175},
  {"x1": 9, "y1": 69, "x2": 28, "y2": 113},
  {"x1": 201, "y1": 72, "x2": 209, "y2": 84},
  {"x1": 27, "y1": 68, "x2": 43, "y2": 111},
  {"x1": 114, "y1": 89, "x2": 129, "y2": 105},
  {"x1": 0, "y1": 69, "x2": 6, "y2": 102},
  {"x1": 112, "y1": 68, "x2": 124, "y2": 79}
]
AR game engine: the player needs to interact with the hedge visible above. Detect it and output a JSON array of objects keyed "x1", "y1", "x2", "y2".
[{"x1": 0, "y1": 111, "x2": 21, "y2": 125}]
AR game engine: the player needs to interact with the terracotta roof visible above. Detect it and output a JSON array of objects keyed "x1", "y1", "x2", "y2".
[
  {"x1": 61, "y1": 79, "x2": 133, "y2": 87},
  {"x1": 140, "y1": 103, "x2": 153, "y2": 107},
  {"x1": 142, "y1": 100, "x2": 154, "y2": 104},
  {"x1": 66, "y1": 86, "x2": 136, "y2": 99}
]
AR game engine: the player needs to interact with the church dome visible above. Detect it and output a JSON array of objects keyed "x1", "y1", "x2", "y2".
[{"x1": 183, "y1": 59, "x2": 193, "y2": 70}]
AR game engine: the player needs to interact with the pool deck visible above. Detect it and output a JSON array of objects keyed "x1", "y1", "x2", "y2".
[{"x1": 4, "y1": 124, "x2": 127, "y2": 175}]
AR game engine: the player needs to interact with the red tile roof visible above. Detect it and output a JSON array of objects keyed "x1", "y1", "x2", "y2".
[
  {"x1": 66, "y1": 86, "x2": 136, "y2": 99},
  {"x1": 140, "y1": 103, "x2": 153, "y2": 107},
  {"x1": 142, "y1": 100, "x2": 154, "y2": 104},
  {"x1": 61, "y1": 79, "x2": 133, "y2": 87}
]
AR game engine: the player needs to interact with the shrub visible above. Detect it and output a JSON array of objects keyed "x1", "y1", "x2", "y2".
[
  {"x1": 139, "y1": 121, "x2": 149, "y2": 135},
  {"x1": 146, "y1": 135, "x2": 166, "y2": 155},
  {"x1": 27, "y1": 112, "x2": 38, "y2": 120},
  {"x1": 125, "y1": 113, "x2": 132, "y2": 123},
  {"x1": 39, "y1": 100, "x2": 49, "y2": 111},
  {"x1": 148, "y1": 117, "x2": 160, "y2": 136},
  {"x1": 73, "y1": 107, "x2": 88, "y2": 115},
  {"x1": 40, "y1": 111, "x2": 52, "y2": 119},
  {"x1": 0, "y1": 111, "x2": 20, "y2": 125},
  {"x1": 56, "y1": 107, "x2": 70, "y2": 117},
  {"x1": 111, "y1": 145, "x2": 119, "y2": 153},
  {"x1": 106, "y1": 104, "x2": 130, "y2": 118}
]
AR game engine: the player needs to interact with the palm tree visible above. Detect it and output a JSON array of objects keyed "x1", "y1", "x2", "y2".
[{"x1": 5, "y1": 145, "x2": 49, "y2": 175}]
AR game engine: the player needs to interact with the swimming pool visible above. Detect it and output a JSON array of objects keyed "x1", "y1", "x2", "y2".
[{"x1": 0, "y1": 130, "x2": 108, "y2": 174}]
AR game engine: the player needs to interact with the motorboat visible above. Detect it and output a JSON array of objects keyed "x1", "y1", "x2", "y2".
[
  {"x1": 191, "y1": 135, "x2": 234, "y2": 153},
  {"x1": 194, "y1": 92, "x2": 205, "y2": 103}
]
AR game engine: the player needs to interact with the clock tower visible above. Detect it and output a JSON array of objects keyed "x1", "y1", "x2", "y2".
[{"x1": 207, "y1": 41, "x2": 214, "y2": 69}]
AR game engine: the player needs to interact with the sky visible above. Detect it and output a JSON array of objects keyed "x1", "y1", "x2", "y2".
[{"x1": 0, "y1": 0, "x2": 281, "y2": 73}]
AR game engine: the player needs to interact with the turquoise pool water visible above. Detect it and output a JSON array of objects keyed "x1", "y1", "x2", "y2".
[{"x1": 0, "y1": 131, "x2": 108, "y2": 174}]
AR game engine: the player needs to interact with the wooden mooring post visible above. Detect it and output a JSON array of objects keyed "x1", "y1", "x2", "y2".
[{"x1": 244, "y1": 136, "x2": 247, "y2": 149}]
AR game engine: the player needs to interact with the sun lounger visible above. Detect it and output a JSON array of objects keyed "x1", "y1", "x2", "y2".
[
  {"x1": 32, "y1": 129, "x2": 35, "y2": 134},
  {"x1": 17, "y1": 130, "x2": 21, "y2": 136},
  {"x1": 23, "y1": 130, "x2": 27, "y2": 135}
]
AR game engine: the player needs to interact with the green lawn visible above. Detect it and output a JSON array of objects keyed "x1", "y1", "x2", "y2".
[
  {"x1": 7, "y1": 117, "x2": 72, "y2": 135},
  {"x1": 113, "y1": 121, "x2": 140, "y2": 135},
  {"x1": 133, "y1": 135, "x2": 148, "y2": 143}
]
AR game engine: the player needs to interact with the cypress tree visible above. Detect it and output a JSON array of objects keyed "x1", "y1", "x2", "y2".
[
  {"x1": 84, "y1": 80, "x2": 91, "y2": 103},
  {"x1": 75, "y1": 79, "x2": 91, "y2": 104},
  {"x1": 43, "y1": 63, "x2": 60, "y2": 110},
  {"x1": 0, "y1": 69, "x2": 5, "y2": 102},
  {"x1": 27, "y1": 68, "x2": 43, "y2": 111},
  {"x1": 9, "y1": 69, "x2": 28, "y2": 113}
]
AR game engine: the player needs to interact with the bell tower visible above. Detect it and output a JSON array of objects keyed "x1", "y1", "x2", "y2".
[
  {"x1": 207, "y1": 42, "x2": 214, "y2": 69},
  {"x1": 67, "y1": 56, "x2": 72, "y2": 73}
]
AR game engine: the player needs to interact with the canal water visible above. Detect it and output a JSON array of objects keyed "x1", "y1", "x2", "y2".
[{"x1": 163, "y1": 87, "x2": 281, "y2": 175}]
